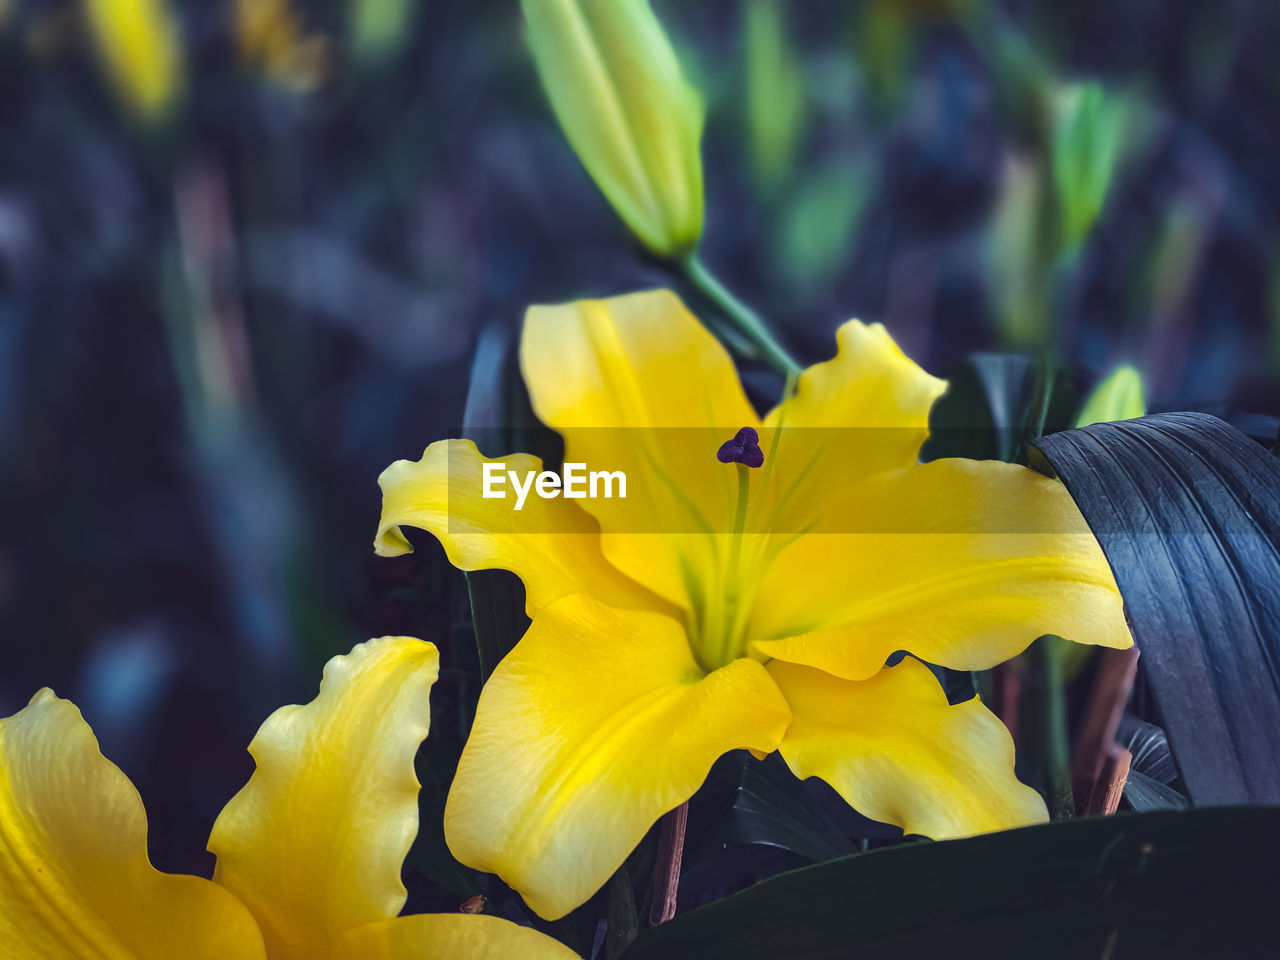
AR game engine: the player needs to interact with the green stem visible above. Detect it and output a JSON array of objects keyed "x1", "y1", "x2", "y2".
[
  {"x1": 1026, "y1": 637, "x2": 1075, "y2": 819},
  {"x1": 680, "y1": 254, "x2": 802, "y2": 376}
]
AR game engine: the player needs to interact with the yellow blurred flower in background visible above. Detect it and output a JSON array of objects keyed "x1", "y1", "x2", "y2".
[
  {"x1": 82, "y1": 0, "x2": 183, "y2": 122},
  {"x1": 236, "y1": 0, "x2": 329, "y2": 93}
]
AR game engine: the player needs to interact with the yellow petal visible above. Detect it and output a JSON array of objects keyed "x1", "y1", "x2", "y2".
[
  {"x1": 761, "y1": 319, "x2": 947, "y2": 534},
  {"x1": 520, "y1": 290, "x2": 759, "y2": 607},
  {"x1": 769, "y1": 658, "x2": 1048, "y2": 838},
  {"x1": 376, "y1": 438, "x2": 663, "y2": 616},
  {"x1": 0, "y1": 690, "x2": 266, "y2": 960},
  {"x1": 444, "y1": 595, "x2": 791, "y2": 920},
  {"x1": 751, "y1": 458, "x2": 1131, "y2": 681},
  {"x1": 333, "y1": 913, "x2": 580, "y2": 960},
  {"x1": 208, "y1": 637, "x2": 439, "y2": 960}
]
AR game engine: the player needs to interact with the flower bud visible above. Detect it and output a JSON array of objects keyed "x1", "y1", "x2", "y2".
[
  {"x1": 521, "y1": 0, "x2": 705, "y2": 257},
  {"x1": 1076, "y1": 364, "x2": 1147, "y2": 428}
]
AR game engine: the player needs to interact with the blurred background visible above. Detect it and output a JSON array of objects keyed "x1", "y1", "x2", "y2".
[{"x1": 1, "y1": 0, "x2": 1278, "y2": 897}]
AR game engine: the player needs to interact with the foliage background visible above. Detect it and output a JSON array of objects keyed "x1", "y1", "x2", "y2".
[{"x1": 1, "y1": 0, "x2": 1277, "y2": 917}]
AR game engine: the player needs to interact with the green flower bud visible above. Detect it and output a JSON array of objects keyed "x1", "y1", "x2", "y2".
[
  {"x1": 521, "y1": 0, "x2": 705, "y2": 258},
  {"x1": 1076, "y1": 364, "x2": 1147, "y2": 428}
]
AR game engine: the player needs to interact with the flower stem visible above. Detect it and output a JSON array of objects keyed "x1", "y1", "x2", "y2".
[
  {"x1": 648, "y1": 802, "x2": 688, "y2": 925},
  {"x1": 680, "y1": 255, "x2": 802, "y2": 376},
  {"x1": 1024, "y1": 636, "x2": 1075, "y2": 819}
]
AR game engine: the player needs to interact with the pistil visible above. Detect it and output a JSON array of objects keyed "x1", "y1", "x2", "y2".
[{"x1": 692, "y1": 428, "x2": 766, "y2": 671}]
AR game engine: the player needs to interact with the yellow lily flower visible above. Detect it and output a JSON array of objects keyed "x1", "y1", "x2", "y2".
[
  {"x1": 0, "y1": 637, "x2": 577, "y2": 960},
  {"x1": 375, "y1": 290, "x2": 1132, "y2": 920}
]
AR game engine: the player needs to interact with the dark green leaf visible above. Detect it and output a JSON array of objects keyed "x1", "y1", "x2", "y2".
[
  {"x1": 461, "y1": 320, "x2": 536, "y2": 679},
  {"x1": 1124, "y1": 770, "x2": 1190, "y2": 812},
  {"x1": 464, "y1": 570, "x2": 527, "y2": 683},
  {"x1": 698, "y1": 755, "x2": 860, "y2": 863},
  {"x1": 922, "y1": 354, "x2": 1074, "y2": 464},
  {"x1": 622, "y1": 808, "x2": 1278, "y2": 960},
  {"x1": 606, "y1": 862, "x2": 640, "y2": 960},
  {"x1": 406, "y1": 751, "x2": 478, "y2": 898},
  {"x1": 1118, "y1": 716, "x2": 1179, "y2": 784},
  {"x1": 923, "y1": 354, "x2": 1031, "y2": 463},
  {"x1": 1031, "y1": 413, "x2": 1280, "y2": 804}
]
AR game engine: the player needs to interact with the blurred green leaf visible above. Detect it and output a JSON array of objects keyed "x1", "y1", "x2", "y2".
[
  {"x1": 1051, "y1": 82, "x2": 1127, "y2": 253},
  {"x1": 777, "y1": 160, "x2": 869, "y2": 289},
  {"x1": 623, "y1": 808, "x2": 1277, "y2": 959},
  {"x1": 745, "y1": 0, "x2": 806, "y2": 194},
  {"x1": 349, "y1": 0, "x2": 416, "y2": 65}
]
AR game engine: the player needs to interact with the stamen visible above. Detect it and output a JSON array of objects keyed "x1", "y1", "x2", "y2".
[{"x1": 717, "y1": 426, "x2": 764, "y2": 468}]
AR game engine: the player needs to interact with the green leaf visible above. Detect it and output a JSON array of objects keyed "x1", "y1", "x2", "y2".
[
  {"x1": 922, "y1": 353, "x2": 1074, "y2": 464},
  {"x1": 1124, "y1": 770, "x2": 1190, "y2": 812},
  {"x1": 1031, "y1": 413, "x2": 1280, "y2": 804},
  {"x1": 349, "y1": 0, "x2": 416, "y2": 65},
  {"x1": 406, "y1": 751, "x2": 478, "y2": 898},
  {"x1": 744, "y1": 0, "x2": 806, "y2": 193},
  {"x1": 1051, "y1": 82, "x2": 1128, "y2": 252},
  {"x1": 777, "y1": 160, "x2": 870, "y2": 290},
  {"x1": 622, "y1": 808, "x2": 1278, "y2": 959},
  {"x1": 698, "y1": 755, "x2": 860, "y2": 863},
  {"x1": 1118, "y1": 717, "x2": 1179, "y2": 784},
  {"x1": 605, "y1": 864, "x2": 640, "y2": 960}
]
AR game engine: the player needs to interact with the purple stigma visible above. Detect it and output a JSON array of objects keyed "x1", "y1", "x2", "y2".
[{"x1": 717, "y1": 426, "x2": 764, "y2": 468}]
